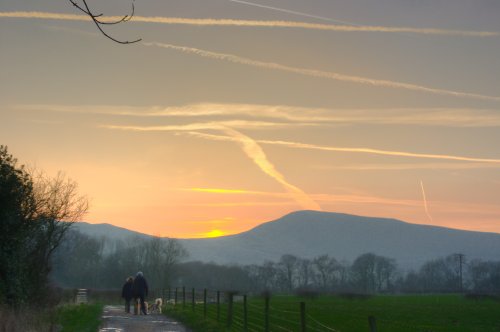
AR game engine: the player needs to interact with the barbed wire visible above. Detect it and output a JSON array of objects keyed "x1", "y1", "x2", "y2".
[{"x1": 307, "y1": 313, "x2": 341, "y2": 332}]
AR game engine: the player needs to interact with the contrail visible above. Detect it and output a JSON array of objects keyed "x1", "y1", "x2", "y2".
[
  {"x1": 144, "y1": 42, "x2": 500, "y2": 102},
  {"x1": 216, "y1": 127, "x2": 321, "y2": 211},
  {"x1": 229, "y1": 0, "x2": 359, "y2": 26},
  {"x1": 420, "y1": 180, "x2": 433, "y2": 222},
  {"x1": 186, "y1": 131, "x2": 500, "y2": 164},
  {"x1": 1, "y1": 11, "x2": 499, "y2": 36},
  {"x1": 104, "y1": 123, "x2": 321, "y2": 210}
]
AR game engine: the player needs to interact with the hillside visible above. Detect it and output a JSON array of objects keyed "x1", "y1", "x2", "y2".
[{"x1": 75, "y1": 211, "x2": 500, "y2": 269}]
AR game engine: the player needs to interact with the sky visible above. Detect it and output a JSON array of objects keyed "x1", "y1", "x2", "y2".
[{"x1": 1, "y1": 0, "x2": 500, "y2": 238}]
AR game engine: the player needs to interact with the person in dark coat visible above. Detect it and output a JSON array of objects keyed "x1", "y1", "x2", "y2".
[
  {"x1": 121, "y1": 276, "x2": 134, "y2": 313},
  {"x1": 133, "y1": 271, "x2": 149, "y2": 315}
]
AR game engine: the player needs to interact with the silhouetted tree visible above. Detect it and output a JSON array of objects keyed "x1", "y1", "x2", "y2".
[
  {"x1": 297, "y1": 258, "x2": 314, "y2": 288},
  {"x1": 51, "y1": 230, "x2": 104, "y2": 288},
  {"x1": 67, "y1": 0, "x2": 141, "y2": 44},
  {"x1": 351, "y1": 253, "x2": 397, "y2": 293},
  {"x1": 279, "y1": 254, "x2": 299, "y2": 291},
  {"x1": 466, "y1": 259, "x2": 500, "y2": 293},
  {"x1": 418, "y1": 254, "x2": 460, "y2": 292},
  {"x1": 0, "y1": 146, "x2": 88, "y2": 306},
  {"x1": 313, "y1": 254, "x2": 340, "y2": 290}
]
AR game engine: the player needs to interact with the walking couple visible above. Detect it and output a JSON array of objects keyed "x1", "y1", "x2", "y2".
[{"x1": 121, "y1": 271, "x2": 149, "y2": 315}]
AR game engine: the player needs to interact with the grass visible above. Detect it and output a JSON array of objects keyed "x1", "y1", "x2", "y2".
[
  {"x1": 165, "y1": 294, "x2": 500, "y2": 332},
  {"x1": 56, "y1": 303, "x2": 103, "y2": 332}
]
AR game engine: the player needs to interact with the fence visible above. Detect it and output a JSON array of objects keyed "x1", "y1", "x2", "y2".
[{"x1": 161, "y1": 287, "x2": 381, "y2": 332}]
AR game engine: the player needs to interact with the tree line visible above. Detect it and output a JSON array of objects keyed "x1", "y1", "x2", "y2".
[{"x1": 51, "y1": 229, "x2": 500, "y2": 295}]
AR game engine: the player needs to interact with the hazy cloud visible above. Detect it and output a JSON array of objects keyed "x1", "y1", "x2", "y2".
[
  {"x1": 145, "y1": 42, "x2": 500, "y2": 101},
  {"x1": 18, "y1": 103, "x2": 500, "y2": 127},
  {"x1": 104, "y1": 123, "x2": 321, "y2": 210}
]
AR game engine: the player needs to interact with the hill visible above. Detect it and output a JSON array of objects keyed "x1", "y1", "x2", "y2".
[{"x1": 75, "y1": 211, "x2": 500, "y2": 269}]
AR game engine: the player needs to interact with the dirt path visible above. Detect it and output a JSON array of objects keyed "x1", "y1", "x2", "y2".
[{"x1": 99, "y1": 305, "x2": 191, "y2": 332}]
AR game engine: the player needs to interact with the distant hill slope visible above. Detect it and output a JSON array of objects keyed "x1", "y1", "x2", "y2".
[
  {"x1": 74, "y1": 222, "x2": 148, "y2": 241},
  {"x1": 75, "y1": 211, "x2": 500, "y2": 270}
]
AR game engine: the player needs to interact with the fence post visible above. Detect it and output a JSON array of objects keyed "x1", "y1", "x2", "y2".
[
  {"x1": 300, "y1": 302, "x2": 306, "y2": 332},
  {"x1": 227, "y1": 292, "x2": 234, "y2": 328},
  {"x1": 264, "y1": 295, "x2": 270, "y2": 332},
  {"x1": 168, "y1": 288, "x2": 171, "y2": 303},
  {"x1": 182, "y1": 286, "x2": 186, "y2": 308},
  {"x1": 175, "y1": 287, "x2": 178, "y2": 305},
  {"x1": 192, "y1": 288, "x2": 195, "y2": 311},
  {"x1": 217, "y1": 291, "x2": 221, "y2": 321},
  {"x1": 243, "y1": 294, "x2": 248, "y2": 332},
  {"x1": 203, "y1": 289, "x2": 207, "y2": 319},
  {"x1": 368, "y1": 316, "x2": 377, "y2": 332}
]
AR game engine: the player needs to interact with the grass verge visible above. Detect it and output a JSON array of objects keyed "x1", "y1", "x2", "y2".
[
  {"x1": 166, "y1": 305, "x2": 225, "y2": 332},
  {"x1": 56, "y1": 303, "x2": 103, "y2": 332}
]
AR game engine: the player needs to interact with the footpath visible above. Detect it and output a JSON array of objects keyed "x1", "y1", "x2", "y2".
[{"x1": 99, "y1": 305, "x2": 190, "y2": 332}]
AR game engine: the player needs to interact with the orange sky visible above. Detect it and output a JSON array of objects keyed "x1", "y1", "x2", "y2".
[{"x1": 1, "y1": 0, "x2": 500, "y2": 237}]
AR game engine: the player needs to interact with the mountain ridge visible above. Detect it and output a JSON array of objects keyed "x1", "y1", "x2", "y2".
[{"x1": 74, "y1": 210, "x2": 500, "y2": 270}]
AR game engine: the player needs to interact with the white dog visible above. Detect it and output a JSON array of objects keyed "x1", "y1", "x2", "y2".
[{"x1": 149, "y1": 298, "x2": 163, "y2": 314}]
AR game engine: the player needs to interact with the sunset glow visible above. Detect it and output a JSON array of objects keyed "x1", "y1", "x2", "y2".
[
  {"x1": 1, "y1": 0, "x2": 499, "y2": 237},
  {"x1": 202, "y1": 229, "x2": 227, "y2": 238}
]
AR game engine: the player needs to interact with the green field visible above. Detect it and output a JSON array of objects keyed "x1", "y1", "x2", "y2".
[{"x1": 166, "y1": 294, "x2": 500, "y2": 332}]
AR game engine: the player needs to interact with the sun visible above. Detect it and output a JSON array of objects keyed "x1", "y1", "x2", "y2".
[{"x1": 204, "y1": 229, "x2": 226, "y2": 238}]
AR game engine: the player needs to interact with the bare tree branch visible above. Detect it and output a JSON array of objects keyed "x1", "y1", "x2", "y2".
[{"x1": 68, "y1": 0, "x2": 141, "y2": 44}]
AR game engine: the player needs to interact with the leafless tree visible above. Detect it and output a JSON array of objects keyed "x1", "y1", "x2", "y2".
[
  {"x1": 313, "y1": 254, "x2": 339, "y2": 290},
  {"x1": 143, "y1": 237, "x2": 188, "y2": 289},
  {"x1": 279, "y1": 254, "x2": 299, "y2": 291},
  {"x1": 24, "y1": 171, "x2": 89, "y2": 301},
  {"x1": 68, "y1": 0, "x2": 141, "y2": 44}
]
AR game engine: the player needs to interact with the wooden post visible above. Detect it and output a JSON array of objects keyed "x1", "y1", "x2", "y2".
[
  {"x1": 368, "y1": 316, "x2": 377, "y2": 332},
  {"x1": 227, "y1": 292, "x2": 234, "y2": 328},
  {"x1": 168, "y1": 288, "x2": 171, "y2": 303},
  {"x1": 300, "y1": 302, "x2": 306, "y2": 332},
  {"x1": 174, "y1": 287, "x2": 178, "y2": 305},
  {"x1": 264, "y1": 295, "x2": 270, "y2": 332},
  {"x1": 216, "y1": 291, "x2": 221, "y2": 321},
  {"x1": 243, "y1": 295, "x2": 248, "y2": 332},
  {"x1": 182, "y1": 286, "x2": 186, "y2": 308},
  {"x1": 203, "y1": 289, "x2": 207, "y2": 319},
  {"x1": 192, "y1": 288, "x2": 195, "y2": 311}
]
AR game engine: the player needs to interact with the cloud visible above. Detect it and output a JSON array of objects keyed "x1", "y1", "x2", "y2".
[
  {"x1": 183, "y1": 186, "x2": 421, "y2": 207},
  {"x1": 182, "y1": 187, "x2": 500, "y2": 217},
  {"x1": 18, "y1": 103, "x2": 500, "y2": 127},
  {"x1": 187, "y1": 201, "x2": 295, "y2": 207},
  {"x1": 185, "y1": 131, "x2": 500, "y2": 164},
  {"x1": 1, "y1": 11, "x2": 498, "y2": 37},
  {"x1": 186, "y1": 187, "x2": 290, "y2": 198},
  {"x1": 104, "y1": 123, "x2": 321, "y2": 210},
  {"x1": 101, "y1": 120, "x2": 296, "y2": 131},
  {"x1": 144, "y1": 42, "x2": 500, "y2": 102}
]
